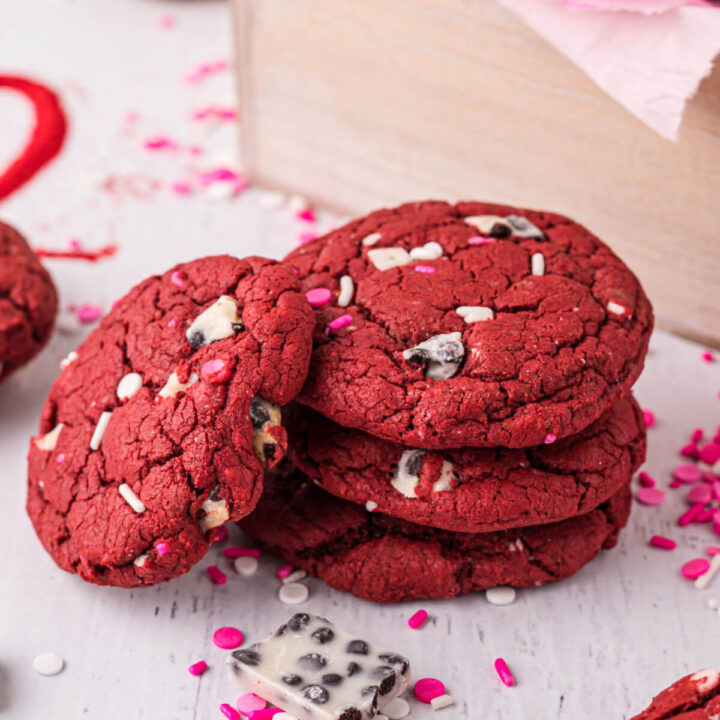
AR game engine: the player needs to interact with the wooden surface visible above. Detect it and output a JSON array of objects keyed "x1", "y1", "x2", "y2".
[
  {"x1": 0, "y1": 2, "x2": 718, "y2": 719},
  {"x1": 233, "y1": 0, "x2": 720, "y2": 347}
]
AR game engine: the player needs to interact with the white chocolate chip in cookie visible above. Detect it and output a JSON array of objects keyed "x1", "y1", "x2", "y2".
[
  {"x1": 34, "y1": 423, "x2": 64, "y2": 451},
  {"x1": 250, "y1": 396, "x2": 283, "y2": 466},
  {"x1": 186, "y1": 295, "x2": 242, "y2": 349},
  {"x1": 456, "y1": 306, "x2": 494, "y2": 323},
  {"x1": 199, "y1": 495, "x2": 230, "y2": 531},
  {"x1": 367, "y1": 247, "x2": 412, "y2": 271},
  {"x1": 158, "y1": 371, "x2": 199, "y2": 399},
  {"x1": 409, "y1": 241, "x2": 443, "y2": 261}
]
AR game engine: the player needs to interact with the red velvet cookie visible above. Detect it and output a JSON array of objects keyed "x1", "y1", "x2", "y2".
[
  {"x1": 630, "y1": 669, "x2": 720, "y2": 720},
  {"x1": 27, "y1": 256, "x2": 314, "y2": 587},
  {"x1": 284, "y1": 201, "x2": 653, "y2": 449},
  {"x1": 0, "y1": 220, "x2": 57, "y2": 381},
  {"x1": 289, "y1": 394, "x2": 645, "y2": 533},
  {"x1": 240, "y1": 469, "x2": 631, "y2": 603}
]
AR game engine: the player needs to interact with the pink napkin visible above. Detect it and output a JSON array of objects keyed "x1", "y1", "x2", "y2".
[{"x1": 496, "y1": 0, "x2": 720, "y2": 140}]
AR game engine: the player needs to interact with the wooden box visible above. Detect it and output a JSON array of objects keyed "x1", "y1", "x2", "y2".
[{"x1": 232, "y1": 0, "x2": 720, "y2": 345}]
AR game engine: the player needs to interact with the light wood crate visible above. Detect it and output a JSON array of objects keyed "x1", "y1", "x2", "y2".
[{"x1": 232, "y1": 0, "x2": 720, "y2": 346}]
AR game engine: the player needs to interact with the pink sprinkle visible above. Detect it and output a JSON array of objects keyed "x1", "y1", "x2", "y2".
[
  {"x1": 673, "y1": 464, "x2": 702, "y2": 484},
  {"x1": 191, "y1": 107, "x2": 238, "y2": 122},
  {"x1": 56, "y1": 453, "x2": 65, "y2": 465},
  {"x1": 159, "y1": 14, "x2": 175, "y2": 28},
  {"x1": 155, "y1": 542, "x2": 170, "y2": 555},
  {"x1": 494, "y1": 658, "x2": 515, "y2": 687},
  {"x1": 699, "y1": 442, "x2": 720, "y2": 466},
  {"x1": 221, "y1": 704, "x2": 241, "y2": 720},
  {"x1": 669, "y1": 480, "x2": 682, "y2": 489},
  {"x1": 183, "y1": 59, "x2": 230, "y2": 85},
  {"x1": 189, "y1": 145, "x2": 204, "y2": 156},
  {"x1": 696, "y1": 509, "x2": 717, "y2": 523},
  {"x1": 678, "y1": 503, "x2": 704, "y2": 526},
  {"x1": 642, "y1": 409, "x2": 655, "y2": 428},
  {"x1": 702, "y1": 350, "x2": 715, "y2": 362},
  {"x1": 650, "y1": 535, "x2": 676, "y2": 550},
  {"x1": 714, "y1": 481, "x2": 720, "y2": 500},
  {"x1": 680, "y1": 443, "x2": 700, "y2": 460},
  {"x1": 688, "y1": 484, "x2": 712, "y2": 505},
  {"x1": 408, "y1": 609, "x2": 428, "y2": 629},
  {"x1": 682, "y1": 557, "x2": 711, "y2": 579},
  {"x1": 202, "y1": 358, "x2": 231, "y2": 384},
  {"x1": 468, "y1": 235, "x2": 496, "y2": 245},
  {"x1": 298, "y1": 231, "x2": 318, "y2": 245},
  {"x1": 636, "y1": 487, "x2": 665, "y2": 506},
  {"x1": 188, "y1": 660, "x2": 207, "y2": 676},
  {"x1": 144, "y1": 135, "x2": 178, "y2": 151},
  {"x1": 306, "y1": 288, "x2": 332, "y2": 308},
  {"x1": 223, "y1": 547, "x2": 261, "y2": 559},
  {"x1": 167, "y1": 318, "x2": 178, "y2": 329},
  {"x1": 414, "y1": 265, "x2": 437, "y2": 274},
  {"x1": 328, "y1": 314, "x2": 352, "y2": 332},
  {"x1": 277, "y1": 564, "x2": 294, "y2": 579},
  {"x1": 236, "y1": 693, "x2": 267, "y2": 716},
  {"x1": 707, "y1": 547, "x2": 720, "y2": 556},
  {"x1": 714, "y1": 516, "x2": 720, "y2": 537},
  {"x1": 171, "y1": 181, "x2": 193, "y2": 196},
  {"x1": 170, "y1": 270, "x2": 186, "y2": 288},
  {"x1": 638, "y1": 471, "x2": 655, "y2": 488},
  {"x1": 213, "y1": 525, "x2": 228, "y2": 543},
  {"x1": 543, "y1": 433, "x2": 557, "y2": 444},
  {"x1": 692, "y1": 428, "x2": 704, "y2": 443},
  {"x1": 247, "y1": 710, "x2": 282, "y2": 720},
  {"x1": 414, "y1": 678, "x2": 446, "y2": 703},
  {"x1": 199, "y1": 168, "x2": 242, "y2": 187},
  {"x1": 207, "y1": 566, "x2": 227, "y2": 584},
  {"x1": 296, "y1": 208, "x2": 316, "y2": 222},
  {"x1": 213, "y1": 627, "x2": 244, "y2": 650},
  {"x1": 76, "y1": 304, "x2": 102, "y2": 323}
]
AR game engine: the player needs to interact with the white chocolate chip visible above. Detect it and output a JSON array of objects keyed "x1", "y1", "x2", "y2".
[
  {"x1": 282, "y1": 569, "x2": 308, "y2": 584},
  {"x1": 90, "y1": 411, "x2": 112, "y2": 451},
  {"x1": 365, "y1": 500, "x2": 379, "y2": 512},
  {"x1": 383, "y1": 697, "x2": 410, "y2": 720},
  {"x1": 158, "y1": 371, "x2": 199, "y2": 399},
  {"x1": 409, "y1": 241, "x2": 443, "y2": 261},
  {"x1": 34, "y1": 424, "x2": 63, "y2": 451},
  {"x1": 691, "y1": 668, "x2": 720, "y2": 693},
  {"x1": 117, "y1": 372, "x2": 143, "y2": 400},
  {"x1": 531, "y1": 252, "x2": 545, "y2": 276},
  {"x1": 337, "y1": 275, "x2": 354, "y2": 307},
  {"x1": 186, "y1": 295, "x2": 242, "y2": 348},
  {"x1": 431, "y1": 695, "x2": 455, "y2": 710},
  {"x1": 708, "y1": 597, "x2": 720, "y2": 610},
  {"x1": 432, "y1": 460, "x2": 456, "y2": 493},
  {"x1": 118, "y1": 483, "x2": 145, "y2": 513},
  {"x1": 485, "y1": 586, "x2": 517, "y2": 605},
  {"x1": 133, "y1": 553, "x2": 149, "y2": 568},
  {"x1": 506, "y1": 215, "x2": 544, "y2": 239},
  {"x1": 250, "y1": 397, "x2": 283, "y2": 465},
  {"x1": 367, "y1": 247, "x2": 412, "y2": 271},
  {"x1": 464, "y1": 215, "x2": 508, "y2": 234},
  {"x1": 278, "y1": 582, "x2": 309, "y2": 605},
  {"x1": 361, "y1": 232, "x2": 381, "y2": 246},
  {"x1": 392, "y1": 450, "x2": 423, "y2": 498},
  {"x1": 456, "y1": 306, "x2": 494, "y2": 323},
  {"x1": 403, "y1": 332, "x2": 464, "y2": 381},
  {"x1": 607, "y1": 301, "x2": 628, "y2": 316},
  {"x1": 199, "y1": 496, "x2": 229, "y2": 531},
  {"x1": 234, "y1": 555, "x2": 259, "y2": 577},
  {"x1": 33, "y1": 653, "x2": 64, "y2": 676}
]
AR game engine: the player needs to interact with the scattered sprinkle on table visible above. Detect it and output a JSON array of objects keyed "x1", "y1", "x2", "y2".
[
  {"x1": 247, "y1": 709, "x2": 283, "y2": 720},
  {"x1": 682, "y1": 558, "x2": 711, "y2": 579},
  {"x1": 224, "y1": 547, "x2": 261, "y2": 559},
  {"x1": 234, "y1": 556, "x2": 259, "y2": 577},
  {"x1": 430, "y1": 694, "x2": 455, "y2": 710},
  {"x1": 695, "y1": 555, "x2": 720, "y2": 590},
  {"x1": 213, "y1": 627, "x2": 244, "y2": 650},
  {"x1": 408, "y1": 609, "x2": 428, "y2": 629},
  {"x1": 636, "y1": 487, "x2": 666, "y2": 506},
  {"x1": 485, "y1": 586, "x2": 516, "y2": 606},
  {"x1": 278, "y1": 583, "x2": 309, "y2": 605},
  {"x1": 383, "y1": 697, "x2": 410, "y2": 720},
  {"x1": 208, "y1": 565, "x2": 227, "y2": 584},
  {"x1": 213, "y1": 525, "x2": 229, "y2": 543},
  {"x1": 236, "y1": 693, "x2": 267, "y2": 715},
  {"x1": 281, "y1": 569, "x2": 308, "y2": 585},
  {"x1": 33, "y1": 652, "x2": 64, "y2": 676},
  {"x1": 220, "y1": 703, "x2": 242, "y2": 720},
  {"x1": 188, "y1": 660, "x2": 208, "y2": 676},
  {"x1": 414, "y1": 677, "x2": 446, "y2": 703},
  {"x1": 277, "y1": 563, "x2": 294, "y2": 579},
  {"x1": 649, "y1": 535, "x2": 676, "y2": 550},
  {"x1": 673, "y1": 464, "x2": 702, "y2": 484},
  {"x1": 494, "y1": 658, "x2": 515, "y2": 687}
]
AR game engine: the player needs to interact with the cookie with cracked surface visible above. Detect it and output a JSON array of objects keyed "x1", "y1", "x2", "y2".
[
  {"x1": 239, "y1": 469, "x2": 631, "y2": 603},
  {"x1": 289, "y1": 394, "x2": 645, "y2": 533},
  {"x1": 27, "y1": 255, "x2": 314, "y2": 587},
  {"x1": 630, "y1": 669, "x2": 720, "y2": 720},
  {"x1": 0, "y1": 220, "x2": 57, "y2": 381},
  {"x1": 284, "y1": 200, "x2": 653, "y2": 449}
]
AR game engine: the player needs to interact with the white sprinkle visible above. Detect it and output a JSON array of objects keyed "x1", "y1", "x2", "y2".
[
  {"x1": 34, "y1": 424, "x2": 63, "y2": 451},
  {"x1": 607, "y1": 301, "x2": 627, "y2": 316},
  {"x1": 464, "y1": 215, "x2": 507, "y2": 234},
  {"x1": 204, "y1": 180, "x2": 240, "y2": 201},
  {"x1": 56, "y1": 311, "x2": 81, "y2": 334},
  {"x1": 282, "y1": 569, "x2": 308, "y2": 585},
  {"x1": 531, "y1": 252, "x2": 545, "y2": 276},
  {"x1": 431, "y1": 694, "x2": 455, "y2": 710},
  {"x1": 117, "y1": 372, "x2": 143, "y2": 400},
  {"x1": 695, "y1": 555, "x2": 720, "y2": 590},
  {"x1": 274, "y1": 714, "x2": 299, "y2": 720},
  {"x1": 709, "y1": 598, "x2": 720, "y2": 610},
  {"x1": 60, "y1": 350, "x2": 78, "y2": 369},
  {"x1": 365, "y1": 500, "x2": 379, "y2": 512},
  {"x1": 33, "y1": 652, "x2": 64, "y2": 676},
  {"x1": 258, "y1": 189, "x2": 287, "y2": 208},
  {"x1": 456, "y1": 306, "x2": 494, "y2": 323},
  {"x1": 409, "y1": 241, "x2": 443, "y2": 261},
  {"x1": 278, "y1": 582, "x2": 309, "y2": 605},
  {"x1": 118, "y1": 483, "x2": 145, "y2": 513},
  {"x1": 367, "y1": 247, "x2": 412, "y2": 271},
  {"x1": 234, "y1": 556, "x2": 259, "y2": 577},
  {"x1": 133, "y1": 554, "x2": 149, "y2": 568},
  {"x1": 289, "y1": 194, "x2": 309, "y2": 212},
  {"x1": 337, "y1": 275, "x2": 354, "y2": 307},
  {"x1": 486, "y1": 586, "x2": 517, "y2": 605},
  {"x1": 90, "y1": 411, "x2": 112, "y2": 451},
  {"x1": 361, "y1": 232, "x2": 381, "y2": 246},
  {"x1": 159, "y1": 371, "x2": 199, "y2": 399},
  {"x1": 383, "y1": 697, "x2": 410, "y2": 720}
]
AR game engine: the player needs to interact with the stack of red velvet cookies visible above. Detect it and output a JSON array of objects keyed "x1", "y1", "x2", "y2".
[{"x1": 240, "y1": 200, "x2": 653, "y2": 602}]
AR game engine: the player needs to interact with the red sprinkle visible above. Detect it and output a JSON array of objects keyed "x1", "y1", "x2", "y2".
[
  {"x1": 636, "y1": 487, "x2": 665, "y2": 506},
  {"x1": 673, "y1": 464, "x2": 702, "y2": 484},
  {"x1": 649, "y1": 535, "x2": 676, "y2": 550},
  {"x1": 223, "y1": 547, "x2": 261, "y2": 559},
  {"x1": 34, "y1": 244, "x2": 117, "y2": 262},
  {"x1": 220, "y1": 703, "x2": 241, "y2": 720},
  {"x1": 682, "y1": 558, "x2": 711, "y2": 579},
  {"x1": 638, "y1": 472, "x2": 655, "y2": 488},
  {"x1": 408, "y1": 610, "x2": 428, "y2": 629},
  {"x1": 678, "y1": 503, "x2": 704, "y2": 526},
  {"x1": 188, "y1": 661, "x2": 208, "y2": 676},
  {"x1": 642, "y1": 409, "x2": 655, "y2": 428},
  {"x1": 494, "y1": 658, "x2": 515, "y2": 687},
  {"x1": 207, "y1": 566, "x2": 227, "y2": 584},
  {"x1": 201, "y1": 358, "x2": 231, "y2": 384}
]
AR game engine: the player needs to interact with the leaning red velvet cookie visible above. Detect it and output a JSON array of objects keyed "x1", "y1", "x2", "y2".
[
  {"x1": 239, "y1": 469, "x2": 631, "y2": 603},
  {"x1": 27, "y1": 256, "x2": 314, "y2": 588},
  {"x1": 630, "y1": 669, "x2": 719, "y2": 720},
  {"x1": 289, "y1": 394, "x2": 645, "y2": 533},
  {"x1": 284, "y1": 200, "x2": 653, "y2": 449},
  {"x1": 0, "y1": 220, "x2": 57, "y2": 381}
]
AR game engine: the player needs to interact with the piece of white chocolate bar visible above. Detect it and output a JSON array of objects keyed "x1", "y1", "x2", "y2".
[{"x1": 227, "y1": 613, "x2": 411, "y2": 720}]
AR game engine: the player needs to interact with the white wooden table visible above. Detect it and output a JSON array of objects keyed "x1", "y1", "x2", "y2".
[{"x1": 0, "y1": 2, "x2": 717, "y2": 719}]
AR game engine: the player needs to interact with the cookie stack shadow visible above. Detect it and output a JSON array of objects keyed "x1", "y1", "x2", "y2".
[{"x1": 239, "y1": 200, "x2": 653, "y2": 603}]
